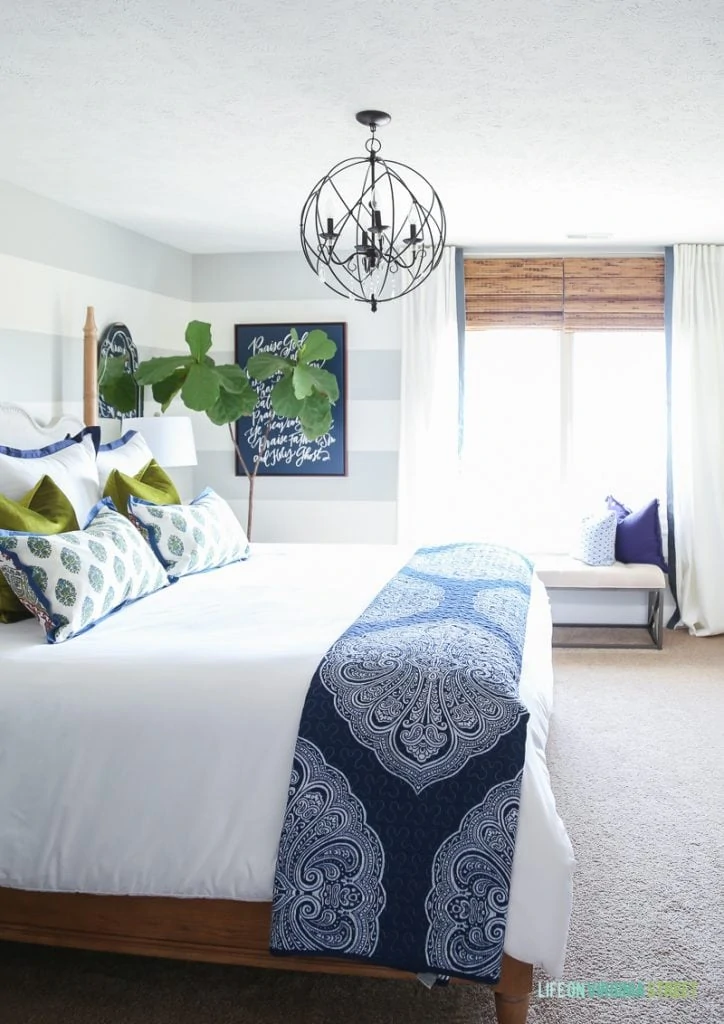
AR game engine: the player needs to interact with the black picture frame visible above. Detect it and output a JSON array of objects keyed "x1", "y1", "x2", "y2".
[
  {"x1": 234, "y1": 322, "x2": 347, "y2": 477},
  {"x1": 97, "y1": 323, "x2": 143, "y2": 420}
]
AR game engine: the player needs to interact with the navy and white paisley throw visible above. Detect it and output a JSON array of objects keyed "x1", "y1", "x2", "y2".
[{"x1": 270, "y1": 543, "x2": 533, "y2": 983}]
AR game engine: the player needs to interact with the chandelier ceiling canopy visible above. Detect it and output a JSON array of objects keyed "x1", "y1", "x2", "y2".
[{"x1": 300, "y1": 111, "x2": 446, "y2": 312}]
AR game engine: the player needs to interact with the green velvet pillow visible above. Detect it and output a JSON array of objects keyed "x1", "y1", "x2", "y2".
[
  {"x1": 103, "y1": 459, "x2": 181, "y2": 518},
  {"x1": 0, "y1": 475, "x2": 80, "y2": 623}
]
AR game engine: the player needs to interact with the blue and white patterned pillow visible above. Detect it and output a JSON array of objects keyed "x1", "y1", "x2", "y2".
[
  {"x1": 0, "y1": 499, "x2": 169, "y2": 643},
  {"x1": 573, "y1": 509, "x2": 618, "y2": 566},
  {"x1": 129, "y1": 487, "x2": 250, "y2": 580}
]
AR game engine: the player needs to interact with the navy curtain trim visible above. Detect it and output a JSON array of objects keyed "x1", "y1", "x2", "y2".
[
  {"x1": 455, "y1": 248, "x2": 466, "y2": 456},
  {"x1": 664, "y1": 245, "x2": 681, "y2": 628}
]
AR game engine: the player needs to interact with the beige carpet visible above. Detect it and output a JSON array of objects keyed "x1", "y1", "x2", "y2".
[{"x1": 1, "y1": 630, "x2": 723, "y2": 1024}]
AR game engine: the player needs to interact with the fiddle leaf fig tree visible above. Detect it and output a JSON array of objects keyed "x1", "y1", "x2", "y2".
[{"x1": 98, "y1": 322, "x2": 338, "y2": 539}]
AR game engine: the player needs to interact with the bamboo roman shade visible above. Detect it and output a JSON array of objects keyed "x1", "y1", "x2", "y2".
[{"x1": 464, "y1": 256, "x2": 665, "y2": 330}]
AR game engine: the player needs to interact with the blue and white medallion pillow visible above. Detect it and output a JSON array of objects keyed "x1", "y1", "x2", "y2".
[
  {"x1": 129, "y1": 487, "x2": 250, "y2": 580},
  {"x1": 0, "y1": 499, "x2": 169, "y2": 643},
  {"x1": 573, "y1": 509, "x2": 618, "y2": 566}
]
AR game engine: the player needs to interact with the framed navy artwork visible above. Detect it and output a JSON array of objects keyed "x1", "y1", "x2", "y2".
[{"x1": 234, "y1": 322, "x2": 347, "y2": 477}]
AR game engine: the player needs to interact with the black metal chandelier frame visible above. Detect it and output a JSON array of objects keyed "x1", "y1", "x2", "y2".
[{"x1": 300, "y1": 111, "x2": 447, "y2": 312}]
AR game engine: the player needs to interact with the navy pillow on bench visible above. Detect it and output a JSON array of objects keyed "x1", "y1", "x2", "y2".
[{"x1": 605, "y1": 495, "x2": 668, "y2": 572}]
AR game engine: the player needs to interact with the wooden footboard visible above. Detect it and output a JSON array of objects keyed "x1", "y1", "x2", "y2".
[{"x1": 0, "y1": 888, "x2": 532, "y2": 1023}]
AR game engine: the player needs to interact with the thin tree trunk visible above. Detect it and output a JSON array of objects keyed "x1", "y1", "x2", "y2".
[
  {"x1": 227, "y1": 419, "x2": 272, "y2": 542},
  {"x1": 248, "y1": 419, "x2": 273, "y2": 540},
  {"x1": 246, "y1": 473, "x2": 256, "y2": 539},
  {"x1": 228, "y1": 423, "x2": 254, "y2": 539}
]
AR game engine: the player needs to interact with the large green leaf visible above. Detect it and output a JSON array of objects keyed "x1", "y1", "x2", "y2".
[
  {"x1": 298, "y1": 329, "x2": 337, "y2": 364},
  {"x1": 292, "y1": 363, "x2": 315, "y2": 399},
  {"x1": 292, "y1": 364, "x2": 339, "y2": 402},
  {"x1": 310, "y1": 366, "x2": 339, "y2": 402},
  {"x1": 270, "y1": 374, "x2": 303, "y2": 419},
  {"x1": 215, "y1": 363, "x2": 250, "y2": 394},
  {"x1": 185, "y1": 321, "x2": 213, "y2": 362},
  {"x1": 98, "y1": 354, "x2": 130, "y2": 383},
  {"x1": 207, "y1": 384, "x2": 258, "y2": 425},
  {"x1": 246, "y1": 353, "x2": 293, "y2": 381},
  {"x1": 136, "y1": 355, "x2": 193, "y2": 385},
  {"x1": 152, "y1": 368, "x2": 188, "y2": 413},
  {"x1": 298, "y1": 392, "x2": 333, "y2": 440},
  {"x1": 181, "y1": 362, "x2": 220, "y2": 411},
  {"x1": 99, "y1": 374, "x2": 138, "y2": 415}
]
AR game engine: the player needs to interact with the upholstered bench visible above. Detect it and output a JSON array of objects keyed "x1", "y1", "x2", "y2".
[{"x1": 534, "y1": 555, "x2": 666, "y2": 649}]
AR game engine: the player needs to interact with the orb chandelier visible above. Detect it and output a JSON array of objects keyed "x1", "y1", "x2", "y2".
[{"x1": 300, "y1": 111, "x2": 446, "y2": 312}]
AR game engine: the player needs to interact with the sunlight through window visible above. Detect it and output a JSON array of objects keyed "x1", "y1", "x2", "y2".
[{"x1": 460, "y1": 329, "x2": 667, "y2": 553}]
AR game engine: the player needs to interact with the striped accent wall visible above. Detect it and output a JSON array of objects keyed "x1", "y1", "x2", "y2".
[
  {"x1": 189, "y1": 252, "x2": 402, "y2": 543},
  {"x1": 0, "y1": 183, "x2": 402, "y2": 543},
  {"x1": 0, "y1": 179, "x2": 192, "y2": 417},
  {"x1": 0, "y1": 257, "x2": 192, "y2": 422}
]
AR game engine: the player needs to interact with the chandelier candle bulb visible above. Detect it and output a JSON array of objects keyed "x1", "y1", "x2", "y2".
[
  {"x1": 404, "y1": 223, "x2": 419, "y2": 250},
  {"x1": 299, "y1": 110, "x2": 446, "y2": 311},
  {"x1": 371, "y1": 209, "x2": 388, "y2": 233}
]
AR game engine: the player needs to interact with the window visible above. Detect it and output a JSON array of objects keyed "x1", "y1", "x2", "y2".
[
  {"x1": 460, "y1": 330, "x2": 562, "y2": 551},
  {"x1": 569, "y1": 331, "x2": 667, "y2": 513},
  {"x1": 460, "y1": 328, "x2": 667, "y2": 553}
]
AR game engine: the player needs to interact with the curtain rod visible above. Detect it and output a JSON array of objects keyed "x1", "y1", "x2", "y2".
[{"x1": 461, "y1": 246, "x2": 666, "y2": 258}]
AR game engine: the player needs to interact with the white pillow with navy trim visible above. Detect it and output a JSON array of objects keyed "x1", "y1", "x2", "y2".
[
  {"x1": 572, "y1": 509, "x2": 618, "y2": 566},
  {"x1": 129, "y1": 487, "x2": 250, "y2": 580},
  {"x1": 0, "y1": 434, "x2": 100, "y2": 525},
  {"x1": 96, "y1": 431, "x2": 153, "y2": 489},
  {"x1": 0, "y1": 498, "x2": 169, "y2": 644}
]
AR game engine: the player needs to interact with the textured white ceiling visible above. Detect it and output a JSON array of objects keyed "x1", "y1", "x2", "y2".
[{"x1": 1, "y1": 0, "x2": 723, "y2": 253}]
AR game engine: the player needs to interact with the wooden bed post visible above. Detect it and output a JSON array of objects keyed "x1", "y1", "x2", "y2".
[
  {"x1": 83, "y1": 306, "x2": 98, "y2": 427},
  {"x1": 493, "y1": 955, "x2": 533, "y2": 1024},
  {"x1": 494, "y1": 990, "x2": 532, "y2": 1024}
]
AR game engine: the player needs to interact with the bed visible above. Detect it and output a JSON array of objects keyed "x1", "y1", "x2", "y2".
[{"x1": 0, "y1": 392, "x2": 574, "y2": 1024}]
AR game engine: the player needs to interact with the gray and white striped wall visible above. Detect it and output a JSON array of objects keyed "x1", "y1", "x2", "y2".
[
  {"x1": 188, "y1": 252, "x2": 400, "y2": 542},
  {"x1": 0, "y1": 180, "x2": 401, "y2": 543},
  {"x1": 0, "y1": 178, "x2": 192, "y2": 424}
]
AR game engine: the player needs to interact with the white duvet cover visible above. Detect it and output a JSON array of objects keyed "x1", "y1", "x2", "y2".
[{"x1": 0, "y1": 544, "x2": 574, "y2": 977}]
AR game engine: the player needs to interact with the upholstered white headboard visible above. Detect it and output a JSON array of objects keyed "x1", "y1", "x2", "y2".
[{"x1": 0, "y1": 404, "x2": 85, "y2": 449}]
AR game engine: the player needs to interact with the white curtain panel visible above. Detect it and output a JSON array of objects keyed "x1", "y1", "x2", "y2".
[
  {"x1": 397, "y1": 247, "x2": 460, "y2": 545},
  {"x1": 671, "y1": 244, "x2": 724, "y2": 635}
]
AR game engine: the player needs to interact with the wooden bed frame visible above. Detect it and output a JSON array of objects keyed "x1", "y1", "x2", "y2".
[
  {"x1": 0, "y1": 311, "x2": 535, "y2": 1023},
  {"x1": 0, "y1": 890, "x2": 533, "y2": 1023}
]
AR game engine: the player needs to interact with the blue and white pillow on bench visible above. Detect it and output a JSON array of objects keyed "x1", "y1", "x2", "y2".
[{"x1": 573, "y1": 509, "x2": 618, "y2": 566}]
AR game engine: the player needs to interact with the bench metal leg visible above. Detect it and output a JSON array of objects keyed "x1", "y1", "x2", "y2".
[
  {"x1": 647, "y1": 589, "x2": 664, "y2": 650},
  {"x1": 551, "y1": 588, "x2": 665, "y2": 650}
]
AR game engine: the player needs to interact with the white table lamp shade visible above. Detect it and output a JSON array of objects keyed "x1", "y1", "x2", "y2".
[{"x1": 124, "y1": 416, "x2": 198, "y2": 468}]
